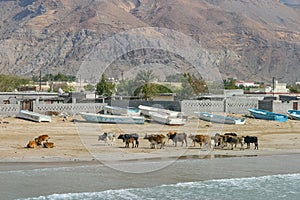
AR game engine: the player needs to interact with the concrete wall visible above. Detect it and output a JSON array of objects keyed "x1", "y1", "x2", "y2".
[{"x1": 108, "y1": 100, "x2": 182, "y2": 112}]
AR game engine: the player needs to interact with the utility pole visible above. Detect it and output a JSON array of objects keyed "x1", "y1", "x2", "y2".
[
  {"x1": 272, "y1": 77, "x2": 275, "y2": 96},
  {"x1": 39, "y1": 70, "x2": 42, "y2": 92}
]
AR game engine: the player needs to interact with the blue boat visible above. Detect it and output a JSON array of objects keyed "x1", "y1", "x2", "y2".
[
  {"x1": 196, "y1": 112, "x2": 246, "y2": 125},
  {"x1": 287, "y1": 110, "x2": 300, "y2": 120},
  {"x1": 79, "y1": 112, "x2": 145, "y2": 124},
  {"x1": 248, "y1": 108, "x2": 288, "y2": 122}
]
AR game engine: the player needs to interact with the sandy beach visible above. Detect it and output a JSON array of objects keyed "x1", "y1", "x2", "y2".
[
  {"x1": 0, "y1": 115, "x2": 300, "y2": 163},
  {"x1": 1, "y1": 115, "x2": 300, "y2": 199}
]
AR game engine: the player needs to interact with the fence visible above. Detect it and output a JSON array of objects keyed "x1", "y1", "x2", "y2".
[
  {"x1": 182, "y1": 100, "x2": 224, "y2": 117},
  {"x1": 182, "y1": 98, "x2": 259, "y2": 116},
  {"x1": 0, "y1": 104, "x2": 20, "y2": 117},
  {"x1": 33, "y1": 102, "x2": 107, "y2": 115}
]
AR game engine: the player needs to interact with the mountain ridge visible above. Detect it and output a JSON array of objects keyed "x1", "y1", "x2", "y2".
[{"x1": 0, "y1": 0, "x2": 299, "y2": 84}]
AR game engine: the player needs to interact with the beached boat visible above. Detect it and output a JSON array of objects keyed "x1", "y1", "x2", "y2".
[
  {"x1": 196, "y1": 112, "x2": 246, "y2": 125},
  {"x1": 104, "y1": 106, "x2": 141, "y2": 116},
  {"x1": 16, "y1": 110, "x2": 52, "y2": 122},
  {"x1": 79, "y1": 112, "x2": 145, "y2": 124},
  {"x1": 248, "y1": 108, "x2": 288, "y2": 122},
  {"x1": 138, "y1": 105, "x2": 181, "y2": 117},
  {"x1": 287, "y1": 110, "x2": 300, "y2": 120},
  {"x1": 149, "y1": 111, "x2": 186, "y2": 126}
]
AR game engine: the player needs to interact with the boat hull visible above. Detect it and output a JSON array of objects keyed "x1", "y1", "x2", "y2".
[
  {"x1": 138, "y1": 105, "x2": 180, "y2": 117},
  {"x1": 287, "y1": 110, "x2": 300, "y2": 120},
  {"x1": 79, "y1": 112, "x2": 145, "y2": 124},
  {"x1": 149, "y1": 112, "x2": 186, "y2": 126},
  {"x1": 16, "y1": 110, "x2": 51, "y2": 123},
  {"x1": 248, "y1": 108, "x2": 288, "y2": 122},
  {"x1": 104, "y1": 106, "x2": 141, "y2": 116},
  {"x1": 197, "y1": 112, "x2": 245, "y2": 125}
]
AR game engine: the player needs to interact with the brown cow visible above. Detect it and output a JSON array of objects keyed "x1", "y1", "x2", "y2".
[
  {"x1": 189, "y1": 134, "x2": 211, "y2": 148},
  {"x1": 35, "y1": 135, "x2": 50, "y2": 146},
  {"x1": 144, "y1": 134, "x2": 167, "y2": 149},
  {"x1": 43, "y1": 142, "x2": 55, "y2": 148},
  {"x1": 26, "y1": 140, "x2": 38, "y2": 149}
]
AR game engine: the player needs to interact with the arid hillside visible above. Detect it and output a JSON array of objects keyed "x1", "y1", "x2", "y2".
[{"x1": 0, "y1": 0, "x2": 300, "y2": 84}]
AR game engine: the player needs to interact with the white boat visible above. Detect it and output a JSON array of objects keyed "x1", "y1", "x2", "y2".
[
  {"x1": 149, "y1": 111, "x2": 186, "y2": 126},
  {"x1": 79, "y1": 112, "x2": 145, "y2": 124},
  {"x1": 138, "y1": 105, "x2": 181, "y2": 117},
  {"x1": 197, "y1": 112, "x2": 246, "y2": 125},
  {"x1": 104, "y1": 106, "x2": 141, "y2": 116},
  {"x1": 16, "y1": 110, "x2": 52, "y2": 123}
]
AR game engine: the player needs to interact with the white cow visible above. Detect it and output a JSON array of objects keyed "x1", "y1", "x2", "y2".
[{"x1": 98, "y1": 132, "x2": 116, "y2": 146}]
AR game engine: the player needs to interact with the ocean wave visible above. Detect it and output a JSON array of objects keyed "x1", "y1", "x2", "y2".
[{"x1": 19, "y1": 173, "x2": 300, "y2": 200}]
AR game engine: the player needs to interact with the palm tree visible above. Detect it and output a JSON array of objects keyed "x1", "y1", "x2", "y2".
[
  {"x1": 135, "y1": 69, "x2": 156, "y2": 85},
  {"x1": 134, "y1": 69, "x2": 158, "y2": 100},
  {"x1": 117, "y1": 79, "x2": 136, "y2": 96}
]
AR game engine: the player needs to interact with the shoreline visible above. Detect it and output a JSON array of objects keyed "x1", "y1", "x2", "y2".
[{"x1": 1, "y1": 151, "x2": 300, "y2": 172}]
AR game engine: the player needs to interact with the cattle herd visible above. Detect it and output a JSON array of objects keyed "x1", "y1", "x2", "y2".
[
  {"x1": 98, "y1": 131, "x2": 258, "y2": 150},
  {"x1": 26, "y1": 134, "x2": 55, "y2": 149}
]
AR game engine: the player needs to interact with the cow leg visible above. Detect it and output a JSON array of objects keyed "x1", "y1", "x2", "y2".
[
  {"x1": 246, "y1": 143, "x2": 250, "y2": 149},
  {"x1": 135, "y1": 140, "x2": 139, "y2": 148},
  {"x1": 255, "y1": 143, "x2": 258, "y2": 150},
  {"x1": 240, "y1": 142, "x2": 244, "y2": 150}
]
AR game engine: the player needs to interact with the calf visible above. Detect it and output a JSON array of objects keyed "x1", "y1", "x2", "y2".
[
  {"x1": 189, "y1": 134, "x2": 211, "y2": 149},
  {"x1": 118, "y1": 133, "x2": 139, "y2": 148},
  {"x1": 34, "y1": 135, "x2": 50, "y2": 146},
  {"x1": 124, "y1": 138, "x2": 135, "y2": 148},
  {"x1": 167, "y1": 132, "x2": 187, "y2": 147},
  {"x1": 98, "y1": 132, "x2": 116, "y2": 146},
  {"x1": 144, "y1": 134, "x2": 167, "y2": 149},
  {"x1": 244, "y1": 136, "x2": 258, "y2": 150}
]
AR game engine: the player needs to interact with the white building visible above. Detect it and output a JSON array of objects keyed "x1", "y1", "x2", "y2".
[{"x1": 273, "y1": 80, "x2": 289, "y2": 93}]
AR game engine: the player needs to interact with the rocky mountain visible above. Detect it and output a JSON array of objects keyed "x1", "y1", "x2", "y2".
[{"x1": 0, "y1": 0, "x2": 300, "y2": 84}]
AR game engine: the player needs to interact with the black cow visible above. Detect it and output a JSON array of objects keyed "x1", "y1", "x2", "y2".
[
  {"x1": 244, "y1": 136, "x2": 258, "y2": 150},
  {"x1": 118, "y1": 133, "x2": 139, "y2": 148},
  {"x1": 224, "y1": 132, "x2": 238, "y2": 137}
]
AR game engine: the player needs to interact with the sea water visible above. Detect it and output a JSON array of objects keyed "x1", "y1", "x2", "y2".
[
  {"x1": 18, "y1": 173, "x2": 300, "y2": 200},
  {"x1": 2, "y1": 154, "x2": 300, "y2": 200}
]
